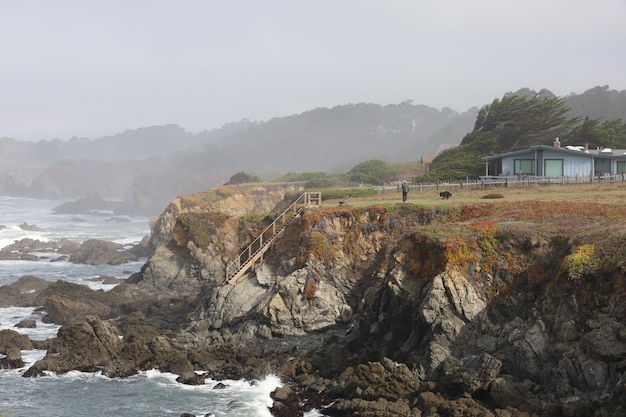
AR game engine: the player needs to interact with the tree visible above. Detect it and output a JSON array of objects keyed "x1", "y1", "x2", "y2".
[
  {"x1": 569, "y1": 117, "x2": 626, "y2": 149},
  {"x1": 425, "y1": 94, "x2": 579, "y2": 180},
  {"x1": 224, "y1": 171, "x2": 261, "y2": 185},
  {"x1": 465, "y1": 95, "x2": 576, "y2": 152},
  {"x1": 348, "y1": 159, "x2": 399, "y2": 184}
]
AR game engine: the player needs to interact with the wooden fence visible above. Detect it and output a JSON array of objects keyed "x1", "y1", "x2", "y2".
[{"x1": 378, "y1": 174, "x2": 626, "y2": 195}]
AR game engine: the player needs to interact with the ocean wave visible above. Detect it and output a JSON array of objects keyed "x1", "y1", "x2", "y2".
[{"x1": 0, "y1": 306, "x2": 59, "y2": 341}]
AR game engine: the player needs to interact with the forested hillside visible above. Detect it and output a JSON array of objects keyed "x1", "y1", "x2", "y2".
[
  {"x1": 425, "y1": 86, "x2": 626, "y2": 180},
  {"x1": 0, "y1": 85, "x2": 624, "y2": 214},
  {"x1": 0, "y1": 102, "x2": 477, "y2": 213}
]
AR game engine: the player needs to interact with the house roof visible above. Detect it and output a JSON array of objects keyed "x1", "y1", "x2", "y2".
[{"x1": 482, "y1": 145, "x2": 626, "y2": 161}]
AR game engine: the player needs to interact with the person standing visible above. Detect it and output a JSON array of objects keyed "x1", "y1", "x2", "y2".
[{"x1": 401, "y1": 181, "x2": 409, "y2": 202}]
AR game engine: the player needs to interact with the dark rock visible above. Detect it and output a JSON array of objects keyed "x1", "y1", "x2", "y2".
[
  {"x1": 0, "y1": 275, "x2": 50, "y2": 307},
  {"x1": 32, "y1": 339, "x2": 52, "y2": 350},
  {"x1": 330, "y1": 358, "x2": 421, "y2": 402},
  {"x1": 488, "y1": 376, "x2": 528, "y2": 408},
  {"x1": 56, "y1": 239, "x2": 80, "y2": 254},
  {"x1": 324, "y1": 397, "x2": 417, "y2": 417},
  {"x1": 212, "y1": 382, "x2": 228, "y2": 389},
  {"x1": 15, "y1": 319, "x2": 37, "y2": 328},
  {"x1": 106, "y1": 216, "x2": 131, "y2": 223},
  {"x1": 440, "y1": 353, "x2": 502, "y2": 394},
  {"x1": 33, "y1": 280, "x2": 122, "y2": 325},
  {"x1": 69, "y1": 239, "x2": 138, "y2": 265},
  {"x1": 118, "y1": 311, "x2": 161, "y2": 343},
  {"x1": 103, "y1": 341, "x2": 154, "y2": 378},
  {"x1": 0, "y1": 238, "x2": 52, "y2": 253},
  {"x1": 0, "y1": 347, "x2": 25, "y2": 369},
  {"x1": 18, "y1": 222, "x2": 45, "y2": 232},
  {"x1": 86, "y1": 275, "x2": 124, "y2": 285},
  {"x1": 52, "y1": 195, "x2": 113, "y2": 215},
  {"x1": 270, "y1": 383, "x2": 328, "y2": 417},
  {"x1": 0, "y1": 328, "x2": 33, "y2": 352},
  {"x1": 23, "y1": 316, "x2": 122, "y2": 377},
  {"x1": 176, "y1": 372, "x2": 206, "y2": 385},
  {"x1": 5, "y1": 346, "x2": 23, "y2": 361},
  {"x1": 43, "y1": 294, "x2": 117, "y2": 325},
  {"x1": 128, "y1": 235, "x2": 153, "y2": 258}
]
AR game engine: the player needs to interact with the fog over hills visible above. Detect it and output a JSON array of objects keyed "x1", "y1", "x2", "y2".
[{"x1": 1, "y1": 86, "x2": 624, "y2": 215}]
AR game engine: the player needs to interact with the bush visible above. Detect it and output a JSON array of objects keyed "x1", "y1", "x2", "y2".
[
  {"x1": 559, "y1": 244, "x2": 595, "y2": 281},
  {"x1": 224, "y1": 171, "x2": 261, "y2": 185},
  {"x1": 348, "y1": 159, "x2": 399, "y2": 185}
]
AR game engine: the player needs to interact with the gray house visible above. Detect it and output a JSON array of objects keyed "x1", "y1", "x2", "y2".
[{"x1": 481, "y1": 141, "x2": 626, "y2": 178}]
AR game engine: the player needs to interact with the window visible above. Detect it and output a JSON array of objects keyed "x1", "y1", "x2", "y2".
[
  {"x1": 544, "y1": 159, "x2": 563, "y2": 177},
  {"x1": 514, "y1": 159, "x2": 535, "y2": 175},
  {"x1": 618, "y1": 161, "x2": 626, "y2": 174}
]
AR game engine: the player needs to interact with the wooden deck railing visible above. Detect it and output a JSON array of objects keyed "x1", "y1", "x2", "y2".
[{"x1": 225, "y1": 192, "x2": 321, "y2": 284}]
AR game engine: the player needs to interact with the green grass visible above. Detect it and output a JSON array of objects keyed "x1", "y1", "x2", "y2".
[{"x1": 319, "y1": 182, "x2": 626, "y2": 208}]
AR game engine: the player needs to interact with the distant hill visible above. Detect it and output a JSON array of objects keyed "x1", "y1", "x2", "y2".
[
  {"x1": 0, "y1": 86, "x2": 623, "y2": 214},
  {"x1": 214, "y1": 102, "x2": 478, "y2": 175}
]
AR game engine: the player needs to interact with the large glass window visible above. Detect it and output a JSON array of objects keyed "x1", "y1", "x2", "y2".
[
  {"x1": 617, "y1": 161, "x2": 626, "y2": 174},
  {"x1": 544, "y1": 159, "x2": 563, "y2": 177},
  {"x1": 514, "y1": 159, "x2": 535, "y2": 174}
]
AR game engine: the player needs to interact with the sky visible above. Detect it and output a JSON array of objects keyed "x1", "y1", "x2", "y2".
[{"x1": 1, "y1": 0, "x2": 625, "y2": 141}]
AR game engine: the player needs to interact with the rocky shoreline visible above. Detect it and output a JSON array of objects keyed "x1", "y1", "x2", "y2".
[{"x1": 1, "y1": 185, "x2": 626, "y2": 417}]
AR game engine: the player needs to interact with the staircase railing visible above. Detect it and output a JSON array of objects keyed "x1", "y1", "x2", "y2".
[{"x1": 225, "y1": 192, "x2": 321, "y2": 284}]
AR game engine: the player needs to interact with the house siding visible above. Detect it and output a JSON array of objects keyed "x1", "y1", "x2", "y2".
[
  {"x1": 595, "y1": 156, "x2": 612, "y2": 175},
  {"x1": 483, "y1": 145, "x2": 626, "y2": 178},
  {"x1": 499, "y1": 149, "x2": 593, "y2": 177},
  {"x1": 540, "y1": 150, "x2": 589, "y2": 177},
  {"x1": 501, "y1": 151, "x2": 535, "y2": 176}
]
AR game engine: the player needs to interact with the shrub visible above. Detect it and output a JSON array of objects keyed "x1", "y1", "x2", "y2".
[
  {"x1": 482, "y1": 193, "x2": 504, "y2": 199},
  {"x1": 224, "y1": 171, "x2": 261, "y2": 185},
  {"x1": 348, "y1": 159, "x2": 399, "y2": 184},
  {"x1": 559, "y1": 244, "x2": 595, "y2": 281},
  {"x1": 177, "y1": 212, "x2": 228, "y2": 248}
]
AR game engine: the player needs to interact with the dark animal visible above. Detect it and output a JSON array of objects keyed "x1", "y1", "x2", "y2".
[{"x1": 439, "y1": 191, "x2": 452, "y2": 199}]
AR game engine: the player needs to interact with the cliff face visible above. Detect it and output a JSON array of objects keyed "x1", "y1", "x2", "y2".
[
  {"x1": 140, "y1": 184, "x2": 304, "y2": 293},
  {"x1": 139, "y1": 187, "x2": 626, "y2": 416}
]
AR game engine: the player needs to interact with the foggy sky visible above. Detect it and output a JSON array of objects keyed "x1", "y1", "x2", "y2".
[{"x1": 1, "y1": 0, "x2": 624, "y2": 141}]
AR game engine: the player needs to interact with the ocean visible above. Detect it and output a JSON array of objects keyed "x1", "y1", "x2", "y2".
[{"x1": 0, "y1": 196, "x2": 318, "y2": 417}]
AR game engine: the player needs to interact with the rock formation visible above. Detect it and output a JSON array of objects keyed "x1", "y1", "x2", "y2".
[{"x1": 5, "y1": 185, "x2": 626, "y2": 416}]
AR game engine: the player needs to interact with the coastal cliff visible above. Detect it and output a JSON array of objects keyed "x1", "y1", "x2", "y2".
[
  {"x1": 139, "y1": 185, "x2": 626, "y2": 416},
  {"x1": 18, "y1": 185, "x2": 626, "y2": 416}
]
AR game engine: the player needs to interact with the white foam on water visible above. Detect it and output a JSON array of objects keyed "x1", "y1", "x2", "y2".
[
  {"x1": 0, "y1": 197, "x2": 301, "y2": 416},
  {"x1": 139, "y1": 370, "x2": 284, "y2": 417},
  {"x1": 0, "y1": 306, "x2": 59, "y2": 341}
]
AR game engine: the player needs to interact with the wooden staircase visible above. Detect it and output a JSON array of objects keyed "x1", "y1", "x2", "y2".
[{"x1": 225, "y1": 192, "x2": 321, "y2": 284}]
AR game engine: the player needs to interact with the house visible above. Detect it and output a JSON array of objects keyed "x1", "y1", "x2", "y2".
[
  {"x1": 481, "y1": 139, "x2": 626, "y2": 178},
  {"x1": 420, "y1": 155, "x2": 435, "y2": 171},
  {"x1": 421, "y1": 144, "x2": 459, "y2": 172}
]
